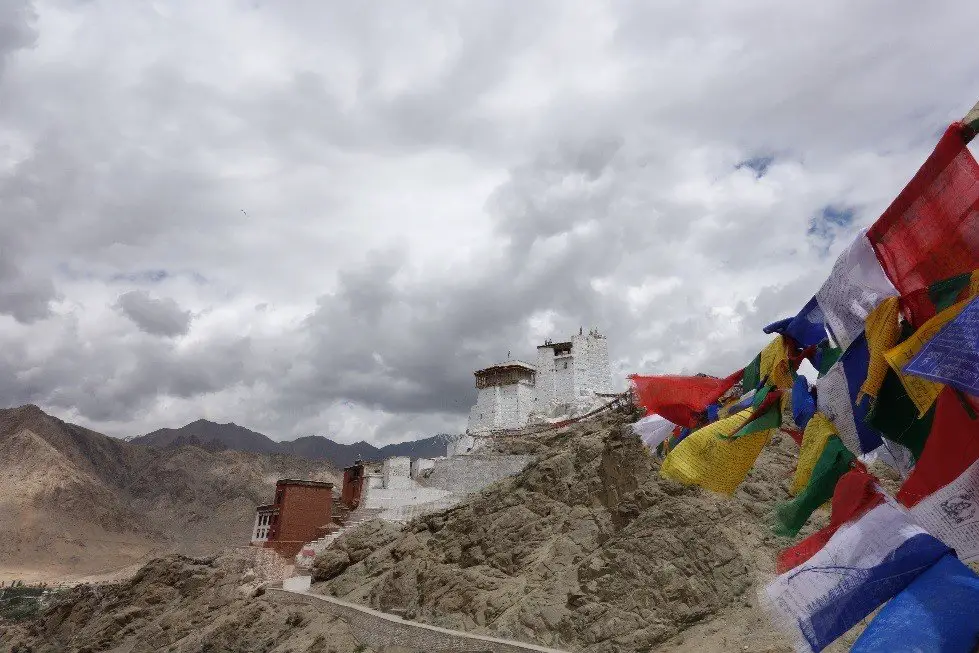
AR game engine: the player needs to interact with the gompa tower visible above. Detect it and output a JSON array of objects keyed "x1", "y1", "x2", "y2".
[
  {"x1": 465, "y1": 328, "x2": 613, "y2": 436},
  {"x1": 533, "y1": 328, "x2": 613, "y2": 417}
]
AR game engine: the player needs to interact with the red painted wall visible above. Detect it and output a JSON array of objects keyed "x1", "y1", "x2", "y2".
[
  {"x1": 264, "y1": 480, "x2": 333, "y2": 558},
  {"x1": 341, "y1": 463, "x2": 364, "y2": 508}
]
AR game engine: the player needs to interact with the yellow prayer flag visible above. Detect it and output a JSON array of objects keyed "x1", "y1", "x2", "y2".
[
  {"x1": 790, "y1": 413, "x2": 837, "y2": 496},
  {"x1": 660, "y1": 408, "x2": 773, "y2": 496},
  {"x1": 759, "y1": 335, "x2": 793, "y2": 390},
  {"x1": 884, "y1": 296, "x2": 973, "y2": 416},
  {"x1": 858, "y1": 296, "x2": 901, "y2": 404}
]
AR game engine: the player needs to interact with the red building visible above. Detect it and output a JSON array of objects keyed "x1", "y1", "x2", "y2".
[
  {"x1": 341, "y1": 461, "x2": 366, "y2": 508},
  {"x1": 251, "y1": 479, "x2": 334, "y2": 558}
]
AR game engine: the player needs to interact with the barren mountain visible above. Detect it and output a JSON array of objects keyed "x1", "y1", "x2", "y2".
[
  {"x1": 0, "y1": 405, "x2": 338, "y2": 583},
  {"x1": 133, "y1": 419, "x2": 448, "y2": 467}
]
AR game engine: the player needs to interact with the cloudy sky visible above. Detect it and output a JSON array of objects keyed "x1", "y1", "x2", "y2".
[{"x1": 2, "y1": 1, "x2": 978, "y2": 444}]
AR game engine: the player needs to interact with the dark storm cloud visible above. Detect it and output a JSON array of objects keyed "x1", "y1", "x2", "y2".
[
  {"x1": 2, "y1": 1, "x2": 979, "y2": 442},
  {"x1": 116, "y1": 290, "x2": 191, "y2": 337}
]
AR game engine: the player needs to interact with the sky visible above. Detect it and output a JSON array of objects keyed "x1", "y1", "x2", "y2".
[{"x1": 2, "y1": 1, "x2": 979, "y2": 444}]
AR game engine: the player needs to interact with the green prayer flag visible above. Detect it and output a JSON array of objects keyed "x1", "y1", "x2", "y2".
[
  {"x1": 751, "y1": 384, "x2": 771, "y2": 409},
  {"x1": 928, "y1": 272, "x2": 972, "y2": 313},
  {"x1": 726, "y1": 386, "x2": 780, "y2": 440},
  {"x1": 865, "y1": 367, "x2": 934, "y2": 460},
  {"x1": 816, "y1": 341, "x2": 841, "y2": 377},
  {"x1": 742, "y1": 353, "x2": 761, "y2": 391},
  {"x1": 772, "y1": 436, "x2": 854, "y2": 537},
  {"x1": 864, "y1": 321, "x2": 933, "y2": 460}
]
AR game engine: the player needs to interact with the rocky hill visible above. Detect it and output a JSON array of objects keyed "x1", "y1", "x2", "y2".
[
  {"x1": 309, "y1": 407, "x2": 865, "y2": 653},
  {"x1": 0, "y1": 549, "x2": 378, "y2": 653},
  {"x1": 0, "y1": 405, "x2": 338, "y2": 583},
  {"x1": 133, "y1": 419, "x2": 449, "y2": 467},
  {"x1": 0, "y1": 406, "x2": 875, "y2": 652}
]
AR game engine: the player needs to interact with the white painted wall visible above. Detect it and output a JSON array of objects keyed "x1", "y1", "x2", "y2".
[
  {"x1": 534, "y1": 345, "x2": 556, "y2": 412},
  {"x1": 467, "y1": 380, "x2": 536, "y2": 434},
  {"x1": 382, "y1": 456, "x2": 412, "y2": 489},
  {"x1": 251, "y1": 511, "x2": 274, "y2": 543},
  {"x1": 529, "y1": 332, "x2": 614, "y2": 418},
  {"x1": 410, "y1": 457, "x2": 437, "y2": 478}
]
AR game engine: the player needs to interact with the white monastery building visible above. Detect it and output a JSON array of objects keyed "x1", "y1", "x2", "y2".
[{"x1": 466, "y1": 329, "x2": 614, "y2": 434}]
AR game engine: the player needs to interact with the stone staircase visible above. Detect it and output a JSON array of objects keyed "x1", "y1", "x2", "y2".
[{"x1": 294, "y1": 506, "x2": 383, "y2": 570}]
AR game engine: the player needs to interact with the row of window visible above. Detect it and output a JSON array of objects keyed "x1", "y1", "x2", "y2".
[{"x1": 257, "y1": 513, "x2": 277, "y2": 527}]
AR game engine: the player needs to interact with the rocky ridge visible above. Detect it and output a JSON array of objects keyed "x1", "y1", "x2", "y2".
[{"x1": 310, "y1": 405, "x2": 866, "y2": 652}]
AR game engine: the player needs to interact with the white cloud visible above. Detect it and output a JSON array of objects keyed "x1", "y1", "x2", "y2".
[{"x1": 2, "y1": 0, "x2": 979, "y2": 443}]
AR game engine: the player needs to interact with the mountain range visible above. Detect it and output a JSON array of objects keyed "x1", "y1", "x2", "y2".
[
  {"x1": 130, "y1": 418, "x2": 450, "y2": 467},
  {"x1": 0, "y1": 404, "x2": 337, "y2": 583}
]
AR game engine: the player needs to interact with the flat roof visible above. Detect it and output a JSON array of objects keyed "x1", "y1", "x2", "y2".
[
  {"x1": 536, "y1": 341, "x2": 573, "y2": 350},
  {"x1": 474, "y1": 360, "x2": 537, "y2": 375},
  {"x1": 276, "y1": 479, "x2": 334, "y2": 488},
  {"x1": 256, "y1": 504, "x2": 279, "y2": 512}
]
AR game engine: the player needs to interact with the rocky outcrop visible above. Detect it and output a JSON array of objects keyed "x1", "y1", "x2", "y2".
[
  {"x1": 0, "y1": 550, "x2": 376, "y2": 653},
  {"x1": 311, "y1": 409, "x2": 804, "y2": 652}
]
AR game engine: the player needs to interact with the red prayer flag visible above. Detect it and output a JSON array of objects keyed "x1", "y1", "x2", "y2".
[
  {"x1": 628, "y1": 369, "x2": 742, "y2": 428},
  {"x1": 897, "y1": 387, "x2": 979, "y2": 508},
  {"x1": 867, "y1": 122, "x2": 979, "y2": 322},
  {"x1": 776, "y1": 466, "x2": 880, "y2": 574}
]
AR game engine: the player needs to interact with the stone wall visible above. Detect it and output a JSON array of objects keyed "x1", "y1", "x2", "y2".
[
  {"x1": 382, "y1": 456, "x2": 412, "y2": 489},
  {"x1": 571, "y1": 332, "x2": 613, "y2": 410},
  {"x1": 421, "y1": 454, "x2": 533, "y2": 495},
  {"x1": 361, "y1": 467, "x2": 457, "y2": 523},
  {"x1": 410, "y1": 457, "x2": 436, "y2": 478},
  {"x1": 552, "y1": 354, "x2": 575, "y2": 412},
  {"x1": 534, "y1": 345, "x2": 556, "y2": 413},
  {"x1": 468, "y1": 384, "x2": 498, "y2": 432},
  {"x1": 447, "y1": 434, "x2": 477, "y2": 457},
  {"x1": 266, "y1": 587, "x2": 568, "y2": 653}
]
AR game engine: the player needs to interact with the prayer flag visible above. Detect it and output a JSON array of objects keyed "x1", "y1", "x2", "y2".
[
  {"x1": 885, "y1": 294, "x2": 974, "y2": 416},
  {"x1": 791, "y1": 412, "x2": 837, "y2": 496},
  {"x1": 629, "y1": 370, "x2": 741, "y2": 428},
  {"x1": 631, "y1": 414, "x2": 677, "y2": 451},
  {"x1": 660, "y1": 407, "x2": 774, "y2": 496},
  {"x1": 815, "y1": 230, "x2": 899, "y2": 352},
  {"x1": 851, "y1": 553, "x2": 979, "y2": 653},
  {"x1": 899, "y1": 269, "x2": 979, "y2": 329},
  {"x1": 791, "y1": 373, "x2": 815, "y2": 431},
  {"x1": 905, "y1": 294, "x2": 979, "y2": 396},
  {"x1": 864, "y1": 363, "x2": 935, "y2": 461},
  {"x1": 763, "y1": 296, "x2": 828, "y2": 348},
  {"x1": 858, "y1": 296, "x2": 901, "y2": 404},
  {"x1": 776, "y1": 468, "x2": 881, "y2": 574},
  {"x1": 898, "y1": 387, "x2": 979, "y2": 562},
  {"x1": 774, "y1": 436, "x2": 854, "y2": 537},
  {"x1": 867, "y1": 121, "x2": 979, "y2": 301},
  {"x1": 759, "y1": 335, "x2": 794, "y2": 390},
  {"x1": 815, "y1": 333, "x2": 883, "y2": 455},
  {"x1": 764, "y1": 498, "x2": 950, "y2": 653}
]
